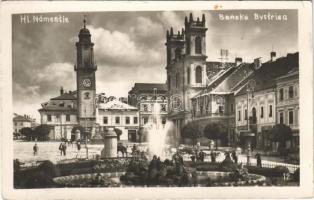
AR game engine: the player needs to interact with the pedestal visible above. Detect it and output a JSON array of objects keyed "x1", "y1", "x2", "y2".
[{"x1": 101, "y1": 128, "x2": 117, "y2": 158}]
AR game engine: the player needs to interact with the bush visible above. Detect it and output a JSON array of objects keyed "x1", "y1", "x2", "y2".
[{"x1": 247, "y1": 166, "x2": 289, "y2": 177}]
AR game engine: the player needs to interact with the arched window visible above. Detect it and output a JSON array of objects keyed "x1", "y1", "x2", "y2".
[
  {"x1": 195, "y1": 36, "x2": 202, "y2": 54},
  {"x1": 175, "y1": 48, "x2": 181, "y2": 60},
  {"x1": 195, "y1": 66, "x2": 202, "y2": 83},
  {"x1": 187, "y1": 67, "x2": 191, "y2": 84}
]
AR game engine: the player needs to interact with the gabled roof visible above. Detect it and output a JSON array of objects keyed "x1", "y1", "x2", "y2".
[
  {"x1": 206, "y1": 61, "x2": 235, "y2": 80},
  {"x1": 129, "y1": 83, "x2": 167, "y2": 94},
  {"x1": 98, "y1": 99, "x2": 138, "y2": 111},
  {"x1": 13, "y1": 115, "x2": 33, "y2": 122},
  {"x1": 38, "y1": 105, "x2": 77, "y2": 112},
  {"x1": 235, "y1": 52, "x2": 299, "y2": 96},
  {"x1": 276, "y1": 67, "x2": 299, "y2": 81},
  {"x1": 212, "y1": 63, "x2": 255, "y2": 94},
  {"x1": 51, "y1": 92, "x2": 76, "y2": 100}
]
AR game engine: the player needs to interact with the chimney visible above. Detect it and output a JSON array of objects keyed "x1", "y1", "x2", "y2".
[
  {"x1": 254, "y1": 57, "x2": 262, "y2": 70},
  {"x1": 235, "y1": 57, "x2": 242, "y2": 67},
  {"x1": 60, "y1": 86, "x2": 64, "y2": 95},
  {"x1": 270, "y1": 51, "x2": 276, "y2": 61}
]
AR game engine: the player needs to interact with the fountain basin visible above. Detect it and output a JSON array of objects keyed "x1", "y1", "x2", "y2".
[
  {"x1": 195, "y1": 171, "x2": 266, "y2": 186},
  {"x1": 53, "y1": 170, "x2": 266, "y2": 187},
  {"x1": 53, "y1": 172, "x2": 125, "y2": 187}
]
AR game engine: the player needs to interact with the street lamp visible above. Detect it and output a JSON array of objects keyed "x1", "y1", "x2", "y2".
[
  {"x1": 246, "y1": 79, "x2": 255, "y2": 165},
  {"x1": 84, "y1": 107, "x2": 89, "y2": 159}
]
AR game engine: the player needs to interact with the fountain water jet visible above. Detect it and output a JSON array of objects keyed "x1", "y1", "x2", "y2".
[{"x1": 145, "y1": 102, "x2": 174, "y2": 160}]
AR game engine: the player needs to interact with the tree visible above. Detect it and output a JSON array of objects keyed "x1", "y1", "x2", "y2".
[
  {"x1": 34, "y1": 124, "x2": 51, "y2": 141},
  {"x1": 271, "y1": 124, "x2": 293, "y2": 152},
  {"x1": 114, "y1": 128, "x2": 122, "y2": 140},
  {"x1": 203, "y1": 123, "x2": 227, "y2": 150},
  {"x1": 20, "y1": 127, "x2": 35, "y2": 141},
  {"x1": 181, "y1": 122, "x2": 202, "y2": 147}
]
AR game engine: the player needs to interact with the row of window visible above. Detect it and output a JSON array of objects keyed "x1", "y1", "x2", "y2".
[
  {"x1": 142, "y1": 116, "x2": 167, "y2": 125},
  {"x1": 278, "y1": 109, "x2": 298, "y2": 125},
  {"x1": 237, "y1": 105, "x2": 273, "y2": 122},
  {"x1": 103, "y1": 116, "x2": 138, "y2": 125},
  {"x1": 168, "y1": 66, "x2": 203, "y2": 90},
  {"x1": 278, "y1": 85, "x2": 297, "y2": 101},
  {"x1": 47, "y1": 114, "x2": 72, "y2": 122},
  {"x1": 141, "y1": 104, "x2": 167, "y2": 112}
]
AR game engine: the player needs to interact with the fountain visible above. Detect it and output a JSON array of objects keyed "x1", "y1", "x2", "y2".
[{"x1": 145, "y1": 99, "x2": 174, "y2": 160}]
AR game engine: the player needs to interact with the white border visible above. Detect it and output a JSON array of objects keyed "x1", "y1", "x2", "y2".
[{"x1": 1, "y1": 1, "x2": 313, "y2": 199}]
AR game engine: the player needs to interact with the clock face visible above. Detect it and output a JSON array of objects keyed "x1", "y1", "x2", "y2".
[{"x1": 81, "y1": 78, "x2": 91, "y2": 88}]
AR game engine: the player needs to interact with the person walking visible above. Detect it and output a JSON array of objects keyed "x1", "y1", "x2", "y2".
[
  {"x1": 33, "y1": 143, "x2": 38, "y2": 156},
  {"x1": 59, "y1": 142, "x2": 63, "y2": 156},
  {"x1": 62, "y1": 142, "x2": 67, "y2": 156},
  {"x1": 232, "y1": 151, "x2": 238, "y2": 164},
  {"x1": 255, "y1": 153, "x2": 262, "y2": 167},
  {"x1": 210, "y1": 151, "x2": 216, "y2": 163},
  {"x1": 76, "y1": 141, "x2": 81, "y2": 158},
  {"x1": 198, "y1": 150, "x2": 205, "y2": 162}
]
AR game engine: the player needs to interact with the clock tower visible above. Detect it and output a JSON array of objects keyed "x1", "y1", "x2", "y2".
[{"x1": 75, "y1": 19, "x2": 97, "y2": 134}]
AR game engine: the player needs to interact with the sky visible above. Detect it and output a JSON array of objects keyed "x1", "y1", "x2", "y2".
[{"x1": 12, "y1": 10, "x2": 298, "y2": 122}]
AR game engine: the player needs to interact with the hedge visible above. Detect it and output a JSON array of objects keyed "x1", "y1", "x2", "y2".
[{"x1": 247, "y1": 166, "x2": 289, "y2": 177}]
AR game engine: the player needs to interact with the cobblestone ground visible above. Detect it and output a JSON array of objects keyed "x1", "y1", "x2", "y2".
[
  {"x1": 14, "y1": 141, "x2": 104, "y2": 165},
  {"x1": 14, "y1": 141, "x2": 298, "y2": 172}
]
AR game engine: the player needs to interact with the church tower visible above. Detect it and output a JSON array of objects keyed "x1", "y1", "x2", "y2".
[
  {"x1": 184, "y1": 13, "x2": 207, "y2": 87},
  {"x1": 75, "y1": 18, "x2": 97, "y2": 135}
]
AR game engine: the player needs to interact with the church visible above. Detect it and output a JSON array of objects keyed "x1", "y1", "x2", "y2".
[{"x1": 166, "y1": 13, "x2": 235, "y2": 142}]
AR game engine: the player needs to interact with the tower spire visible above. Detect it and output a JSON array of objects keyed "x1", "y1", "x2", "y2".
[{"x1": 83, "y1": 15, "x2": 87, "y2": 28}]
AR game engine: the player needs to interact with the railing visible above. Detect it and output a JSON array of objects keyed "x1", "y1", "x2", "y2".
[{"x1": 241, "y1": 161, "x2": 299, "y2": 173}]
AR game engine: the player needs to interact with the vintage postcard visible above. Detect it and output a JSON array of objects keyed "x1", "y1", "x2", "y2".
[{"x1": 1, "y1": 1, "x2": 313, "y2": 199}]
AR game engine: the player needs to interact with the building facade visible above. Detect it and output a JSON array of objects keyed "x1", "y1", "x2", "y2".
[
  {"x1": 275, "y1": 67, "x2": 299, "y2": 148},
  {"x1": 128, "y1": 83, "x2": 168, "y2": 141},
  {"x1": 39, "y1": 88, "x2": 78, "y2": 140},
  {"x1": 97, "y1": 99, "x2": 139, "y2": 142},
  {"x1": 13, "y1": 114, "x2": 35, "y2": 134},
  {"x1": 235, "y1": 52, "x2": 299, "y2": 150}
]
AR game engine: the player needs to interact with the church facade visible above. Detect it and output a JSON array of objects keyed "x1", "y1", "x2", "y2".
[{"x1": 166, "y1": 13, "x2": 235, "y2": 141}]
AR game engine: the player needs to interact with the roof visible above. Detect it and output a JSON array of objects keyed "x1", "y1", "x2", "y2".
[
  {"x1": 98, "y1": 99, "x2": 138, "y2": 111},
  {"x1": 235, "y1": 52, "x2": 299, "y2": 96},
  {"x1": 206, "y1": 61, "x2": 235, "y2": 80},
  {"x1": 13, "y1": 115, "x2": 33, "y2": 122},
  {"x1": 38, "y1": 105, "x2": 77, "y2": 112},
  {"x1": 276, "y1": 67, "x2": 299, "y2": 81},
  {"x1": 212, "y1": 63, "x2": 255, "y2": 94},
  {"x1": 51, "y1": 92, "x2": 76, "y2": 100},
  {"x1": 129, "y1": 83, "x2": 167, "y2": 94}
]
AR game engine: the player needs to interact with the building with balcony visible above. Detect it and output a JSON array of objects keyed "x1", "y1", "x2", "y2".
[
  {"x1": 235, "y1": 52, "x2": 299, "y2": 150},
  {"x1": 39, "y1": 87, "x2": 78, "y2": 140},
  {"x1": 275, "y1": 67, "x2": 299, "y2": 148},
  {"x1": 97, "y1": 99, "x2": 139, "y2": 142}
]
